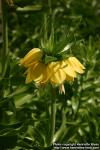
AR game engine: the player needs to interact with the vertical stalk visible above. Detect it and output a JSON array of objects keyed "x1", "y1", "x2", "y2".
[
  {"x1": 1, "y1": 0, "x2": 8, "y2": 77},
  {"x1": 53, "y1": 108, "x2": 66, "y2": 142},
  {"x1": 48, "y1": 0, "x2": 52, "y2": 15},
  {"x1": 49, "y1": 86, "x2": 56, "y2": 146}
]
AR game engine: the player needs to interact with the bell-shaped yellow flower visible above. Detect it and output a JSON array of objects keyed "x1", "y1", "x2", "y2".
[
  {"x1": 48, "y1": 61, "x2": 74, "y2": 84},
  {"x1": 20, "y1": 48, "x2": 85, "y2": 85},
  {"x1": 25, "y1": 62, "x2": 51, "y2": 84}
]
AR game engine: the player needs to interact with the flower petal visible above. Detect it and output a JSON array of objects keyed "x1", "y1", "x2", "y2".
[
  {"x1": 20, "y1": 48, "x2": 42, "y2": 67},
  {"x1": 25, "y1": 62, "x2": 50, "y2": 84},
  {"x1": 48, "y1": 61, "x2": 61, "y2": 73},
  {"x1": 66, "y1": 74, "x2": 74, "y2": 81},
  {"x1": 25, "y1": 68, "x2": 34, "y2": 83},
  {"x1": 40, "y1": 66, "x2": 51, "y2": 84},
  {"x1": 50, "y1": 69, "x2": 66, "y2": 84},
  {"x1": 63, "y1": 61, "x2": 77, "y2": 78},
  {"x1": 67, "y1": 57, "x2": 85, "y2": 74}
]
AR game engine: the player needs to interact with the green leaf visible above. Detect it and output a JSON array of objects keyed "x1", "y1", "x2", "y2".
[
  {"x1": 44, "y1": 55, "x2": 57, "y2": 64},
  {"x1": 59, "y1": 43, "x2": 73, "y2": 54},
  {"x1": 17, "y1": 5, "x2": 42, "y2": 12},
  {"x1": 0, "y1": 122, "x2": 23, "y2": 130}
]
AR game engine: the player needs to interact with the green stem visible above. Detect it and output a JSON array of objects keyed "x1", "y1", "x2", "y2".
[
  {"x1": 1, "y1": 0, "x2": 8, "y2": 77},
  {"x1": 49, "y1": 86, "x2": 56, "y2": 146},
  {"x1": 53, "y1": 108, "x2": 66, "y2": 142},
  {"x1": 48, "y1": 0, "x2": 52, "y2": 15}
]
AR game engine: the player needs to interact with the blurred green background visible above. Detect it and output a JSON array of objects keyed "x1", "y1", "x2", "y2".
[{"x1": 0, "y1": 0, "x2": 100, "y2": 149}]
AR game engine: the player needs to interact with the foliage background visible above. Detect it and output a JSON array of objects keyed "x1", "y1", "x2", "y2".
[{"x1": 0, "y1": 0, "x2": 100, "y2": 149}]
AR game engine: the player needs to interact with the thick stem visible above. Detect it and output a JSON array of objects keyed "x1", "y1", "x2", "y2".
[
  {"x1": 53, "y1": 108, "x2": 66, "y2": 143},
  {"x1": 1, "y1": 0, "x2": 8, "y2": 77},
  {"x1": 49, "y1": 86, "x2": 56, "y2": 146}
]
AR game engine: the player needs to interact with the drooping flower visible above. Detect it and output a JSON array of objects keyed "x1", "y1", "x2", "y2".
[{"x1": 20, "y1": 48, "x2": 85, "y2": 86}]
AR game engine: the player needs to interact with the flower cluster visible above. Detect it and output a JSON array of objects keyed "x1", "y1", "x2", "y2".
[{"x1": 20, "y1": 48, "x2": 85, "y2": 85}]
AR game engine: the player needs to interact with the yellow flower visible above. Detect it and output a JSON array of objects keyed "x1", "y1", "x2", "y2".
[
  {"x1": 48, "y1": 57, "x2": 85, "y2": 85},
  {"x1": 20, "y1": 48, "x2": 50, "y2": 84},
  {"x1": 20, "y1": 48, "x2": 85, "y2": 85},
  {"x1": 25, "y1": 62, "x2": 50, "y2": 84}
]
